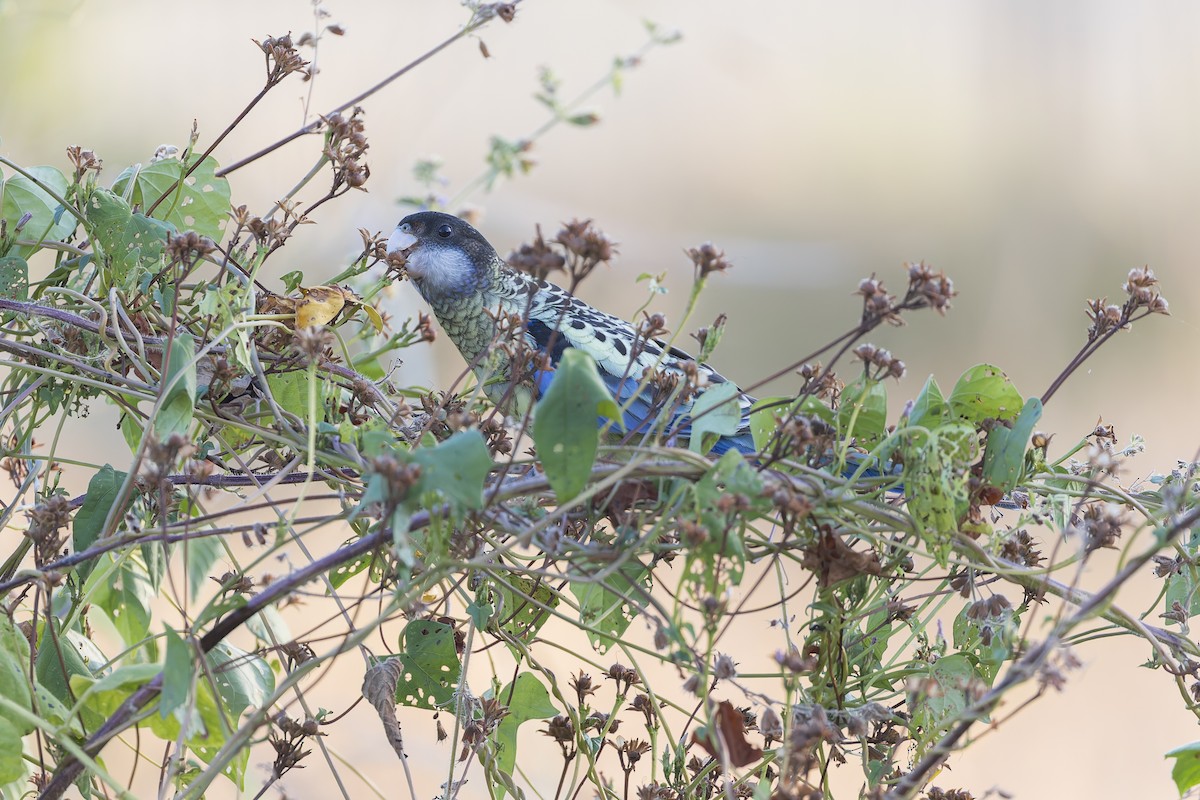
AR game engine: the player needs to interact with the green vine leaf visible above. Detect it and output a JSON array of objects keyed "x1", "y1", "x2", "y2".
[
  {"x1": 488, "y1": 673, "x2": 558, "y2": 796},
  {"x1": 0, "y1": 165, "x2": 75, "y2": 258},
  {"x1": 947, "y1": 363, "x2": 1023, "y2": 424},
  {"x1": 154, "y1": 331, "x2": 197, "y2": 441},
  {"x1": 71, "y1": 465, "x2": 129, "y2": 583},
  {"x1": 687, "y1": 381, "x2": 742, "y2": 454},
  {"x1": 112, "y1": 155, "x2": 230, "y2": 241},
  {"x1": 384, "y1": 619, "x2": 462, "y2": 710},
  {"x1": 533, "y1": 349, "x2": 620, "y2": 502},
  {"x1": 0, "y1": 255, "x2": 28, "y2": 301},
  {"x1": 571, "y1": 559, "x2": 650, "y2": 654},
  {"x1": 84, "y1": 187, "x2": 174, "y2": 290}
]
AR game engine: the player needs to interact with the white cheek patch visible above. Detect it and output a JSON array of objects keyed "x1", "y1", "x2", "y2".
[
  {"x1": 407, "y1": 246, "x2": 475, "y2": 297},
  {"x1": 386, "y1": 229, "x2": 417, "y2": 254}
]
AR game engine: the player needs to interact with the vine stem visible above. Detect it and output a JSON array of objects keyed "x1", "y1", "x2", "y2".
[
  {"x1": 886, "y1": 502, "x2": 1200, "y2": 799},
  {"x1": 214, "y1": 5, "x2": 519, "y2": 178}
]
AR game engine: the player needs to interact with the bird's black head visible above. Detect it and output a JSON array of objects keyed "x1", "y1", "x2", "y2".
[{"x1": 387, "y1": 211, "x2": 500, "y2": 300}]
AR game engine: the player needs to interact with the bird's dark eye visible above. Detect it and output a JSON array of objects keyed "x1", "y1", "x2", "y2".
[{"x1": 436, "y1": 224, "x2": 453, "y2": 239}]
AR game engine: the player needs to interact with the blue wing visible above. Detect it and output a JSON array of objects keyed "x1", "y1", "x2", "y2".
[
  {"x1": 519, "y1": 283, "x2": 901, "y2": 479},
  {"x1": 525, "y1": 316, "x2": 756, "y2": 454}
]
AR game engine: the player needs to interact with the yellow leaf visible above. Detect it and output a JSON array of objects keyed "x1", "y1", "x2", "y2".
[{"x1": 296, "y1": 286, "x2": 346, "y2": 328}]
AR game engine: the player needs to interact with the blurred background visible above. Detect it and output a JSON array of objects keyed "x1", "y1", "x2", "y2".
[{"x1": 3, "y1": 1, "x2": 1199, "y2": 797}]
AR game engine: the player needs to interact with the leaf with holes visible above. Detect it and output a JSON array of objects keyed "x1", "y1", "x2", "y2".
[
  {"x1": 475, "y1": 572, "x2": 559, "y2": 650},
  {"x1": 0, "y1": 255, "x2": 28, "y2": 301},
  {"x1": 385, "y1": 619, "x2": 461, "y2": 710},
  {"x1": 570, "y1": 558, "x2": 650, "y2": 654},
  {"x1": 84, "y1": 188, "x2": 174, "y2": 290},
  {"x1": 112, "y1": 155, "x2": 230, "y2": 241}
]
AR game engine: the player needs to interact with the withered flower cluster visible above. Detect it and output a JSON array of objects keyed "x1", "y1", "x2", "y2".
[
  {"x1": 65, "y1": 145, "x2": 102, "y2": 181},
  {"x1": 165, "y1": 231, "x2": 216, "y2": 264},
  {"x1": 1086, "y1": 266, "x2": 1170, "y2": 340},
  {"x1": 857, "y1": 275, "x2": 900, "y2": 326},
  {"x1": 554, "y1": 218, "x2": 616, "y2": 285},
  {"x1": 141, "y1": 432, "x2": 195, "y2": 486},
  {"x1": 507, "y1": 224, "x2": 565, "y2": 280},
  {"x1": 366, "y1": 455, "x2": 422, "y2": 505},
  {"x1": 905, "y1": 260, "x2": 956, "y2": 314},
  {"x1": 25, "y1": 494, "x2": 71, "y2": 565},
  {"x1": 963, "y1": 594, "x2": 1013, "y2": 645},
  {"x1": 1075, "y1": 501, "x2": 1128, "y2": 552},
  {"x1": 291, "y1": 325, "x2": 334, "y2": 366},
  {"x1": 323, "y1": 107, "x2": 370, "y2": 191},
  {"x1": 998, "y1": 528, "x2": 1043, "y2": 568},
  {"x1": 605, "y1": 661, "x2": 642, "y2": 694},
  {"x1": 268, "y1": 712, "x2": 321, "y2": 778},
  {"x1": 797, "y1": 362, "x2": 839, "y2": 400},
  {"x1": 852, "y1": 343, "x2": 906, "y2": 380},
  {"x1": 686, "y1": 241, "x2": 733, "y2": 281},
  {"x1": 256, "y1": 34, "x2": 310, "y2": 85}
]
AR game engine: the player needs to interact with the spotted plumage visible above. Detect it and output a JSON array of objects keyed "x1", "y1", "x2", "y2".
[{"x1": 387, "y1": 211, "x2": 756, "y2": 454}]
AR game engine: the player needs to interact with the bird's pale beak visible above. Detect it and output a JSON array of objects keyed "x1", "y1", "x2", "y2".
[{"x1": 386, "y1": 226, "x2": 417, "y2": 255}]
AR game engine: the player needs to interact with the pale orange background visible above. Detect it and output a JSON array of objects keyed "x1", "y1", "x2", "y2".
[{"x1": 3, "y1": 1, "x2": 1199, "y2": 798}]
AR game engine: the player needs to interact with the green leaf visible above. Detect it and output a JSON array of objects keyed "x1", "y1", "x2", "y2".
[
  {"x1": 749, "y1": 396, "x2": 790, "y2": 452},
  {"x1": 489, "y1": 673, "x2": 558, "y2": 796},
  {"x1": 154, "y1": 331, "x2": 197, "y2": 440},
  {"x1": 0, "y1": 254, "x2": 29, "y2": 300},
  {"x1": 410, "y1": 430, "x2": 492, "y2": 511},
  {"x1": 112, "y1": 156, "x2": 230, "y2": 241},
  {"x1": 749, "y1": 395, "x2": 834, "y2": 452},
  {"x1": 205, "y1": 641, "x2": 275, "y2": 721},
  {"x1": 1165, "y1": 532, "x2": 1200, "y2": 624},
  {"x1": 686, "y1": 451, "x2": 763, "y2": 590},
  {"x1": 905, "y1": 375, "x2": 946, "y2": 429},
  {"x1": 160, "y1": 627, "x2": 195, "y2": 718},
  {"x1": 838, "y1": 376, "x2": 888, "y2": 444},
  {"x1": 0, "y1": 166, "x2": 75, "y2": 258},
  {"x1": 981, "y1": 397, "x2": 1043, "y2": 493},
  {"x1": 533, "y1": 349, "x2": 621, "y2": 501},
  {"x1": 91, "y1": 558, "x2": 153, "y2": 648},
  {"x1": 387, "y1": 619, "x2": 462, "y2": 710},
  {"x1": 186, "y1": 536, "x2": 224, "y2": 601},
  {"x1": 70, "y1": 663, "x2": 161, "y2": 722},
  {"x1": 84, "y1": 187, "x2": 174, "y2": 289},
  {"x1": 0, "y1": 716, "x2": 24, "y2": 784},
  {"x1": 35, "y1": 621, "x2": 96, "y2": 709},
  {"x1": 902, "y1": 424, "x2": 977, "y2": 565},
  {"x1": 1166, "y1": 741, "x2": 1200, "y2": 795},
  {"x1": 266, "y1": 370, "x2": 321, "y2": 424},
  {"x1": 246, "y1": 605, "x2": 292, "y2": 650},
  {"x1": 909, "y1": 653, "x2": 974, "y2": 757},
  {"x1": 0, "y1": 616, "x2": 34, "y2": 737},
  {"x1": 475, "y1": 572, "x2": 559, "y2": 650},
  {"x1": 72, "y1": 465, "x2": 128, "y2": 583},
  {"x1": 571, "y1": 558, "x2": 650, "y2": 653},
  {"x1": 687, "y1": 382, "x2": 742, "y2": 454},
  {"x1": 952, "y1": 604, "x2": 1017, "y2": 685},
  {"x1": 947, "y1": 363, "x2": 1023, "y2": 424}
]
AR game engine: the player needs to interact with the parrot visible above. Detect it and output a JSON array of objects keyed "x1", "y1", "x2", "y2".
[{"x1": 385, "y1": 211, "x2": 757, "y2": 454}]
